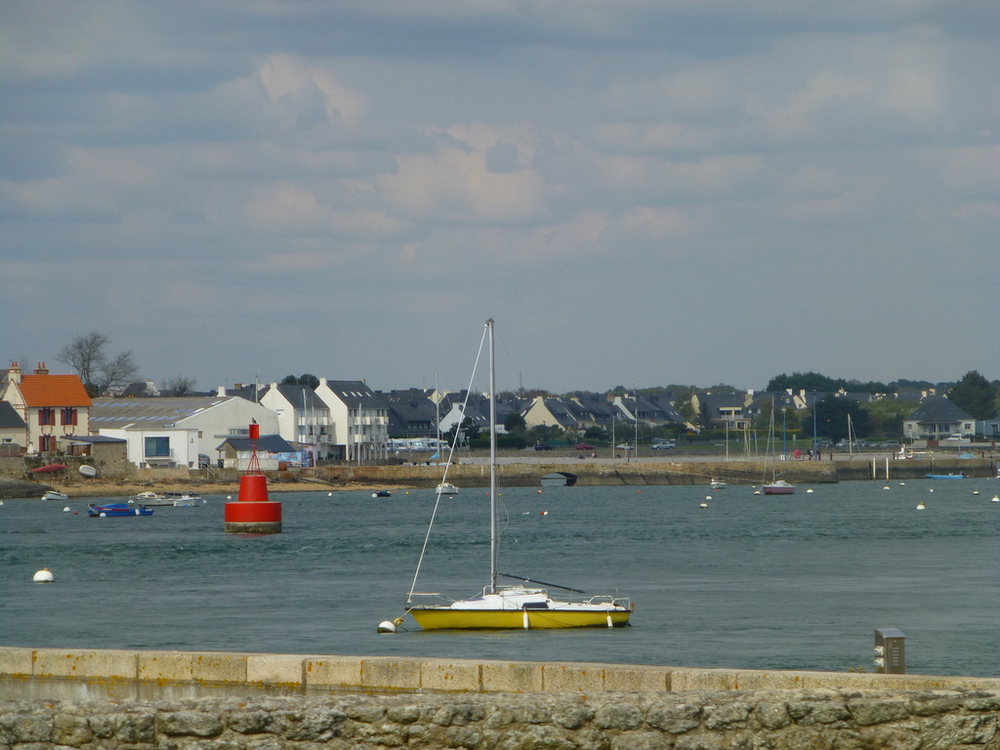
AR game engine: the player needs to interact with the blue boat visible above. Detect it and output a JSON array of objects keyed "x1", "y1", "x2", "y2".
[
  {"x1": 925, "y1": 473, "x2": 963, "y2": 480},
  {"x1": 87, "y1": 503, "x2": 154, "y2": 517}
]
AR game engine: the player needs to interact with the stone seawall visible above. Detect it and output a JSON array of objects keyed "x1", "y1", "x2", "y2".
[
  {"x1": 4, "y1": 649, "x2": 999, "y2": 748},
  {"x1": 3, "y1": 689, "x2": 999, "y2": 749}
]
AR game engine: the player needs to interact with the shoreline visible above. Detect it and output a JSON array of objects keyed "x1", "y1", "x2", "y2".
[{"x1": 2, "y1": 479, "x2": 399, "y2": 500}]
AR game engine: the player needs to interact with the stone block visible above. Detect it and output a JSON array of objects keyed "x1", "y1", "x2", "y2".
[
  {"x1": 190, "y1": 651, "x2": 248, "y2": 684},
  {"x1": 0, "y1": 647, "x2": 33, "y2": 676},
  {"x1": 668, "y1": 668, "x2": 740, "y2": 691},
  {"x1": 361, "y1": 657, "x2": 422, "y2": 690},
  {"x1": 602, "y1": 664, "x2": 669, "y2": 692},
  {"x1": 137, "y1": 650, "x2": 194, "y2": 682},
  {"x1": 247, "y1": 654, "x2": 307, "y2": 688},
  {"x1": 420, "y1": 658, "x2": 481, "y2": 692},
  {"x1": 32, "y1": 648, "x2": 135, "y2": 679},
  {"x1": 542, "y1": 663, "x2": 604, "y2": 692},
  {"x1": 480, "y1": 660, "x2": 544, "y2": 693},
  {"x1": 304, "y1": 656, "x2": 364, "y2": 690}
]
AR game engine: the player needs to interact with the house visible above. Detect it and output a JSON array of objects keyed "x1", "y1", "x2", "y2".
[
  {"x1": 314, "y1": 379, "x2": 389, "y2": 462},
  {"x1": 90, "y1": 391, "x2": 279, "y2": 469},
  {"x1": 523, "y1": 396, "x2": 582, "y2": 431},
  {"x1": 380, "y1": 389, "x2": 439, "y2": 438},
  {"x1": 0, "y1": 362, "x2": 92, "y2": 455},
  {"x1": 691, "y1": 392, "x2": 750, "y2": 430},
  {"x1": 902, "y1": 397, "x2": 976, "y2": 442},
  {"x1": 258, "y1": 383, "x2": 334, "y2": 464},
  {"x1": 0, "y1": 401, "x2": 27, "y2": 455},
  {"x1": 215, "y1": 434, "x2": 297, "y2": 471}
]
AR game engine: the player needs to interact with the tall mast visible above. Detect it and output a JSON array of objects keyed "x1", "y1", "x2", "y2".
[{"x1": 487, "y1": 318, "x2": 498, "y2": 594}]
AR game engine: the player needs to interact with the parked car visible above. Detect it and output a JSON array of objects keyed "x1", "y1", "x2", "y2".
[
  {"x1": 616, "y1": 443, "x2": 633, "y2": 450},
  {"x1": 534, "y1": 442, "x2": 554, "y2": 451},
  {"x1": 575, "y1": 443, "x2": 595, "y2": 451},
  {"x1": 651, "y1": 439, "x2": 675, "y2": 450}
]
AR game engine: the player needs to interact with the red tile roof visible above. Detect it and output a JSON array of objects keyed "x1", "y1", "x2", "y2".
[{"x1": 18, "y1": 375, "x2": 92, "y2": 407}]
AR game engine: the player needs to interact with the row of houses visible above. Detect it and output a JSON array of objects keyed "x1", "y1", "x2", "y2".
[{"x1": 2, "y1": 362, "x2": 997, "y2": 471}]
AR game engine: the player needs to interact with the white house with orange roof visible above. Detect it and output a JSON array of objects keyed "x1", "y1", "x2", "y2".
[{"x1": 0, "y1": 361, "x2": 92, "y2": 455}]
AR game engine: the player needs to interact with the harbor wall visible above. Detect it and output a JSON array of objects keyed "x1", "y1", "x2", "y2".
[
  {"x1": 2, "y1": 649, "x2": 999, "y2": 750},
  {"x1": 310, "y1": 456, "x2": 997, "y2": 488}
]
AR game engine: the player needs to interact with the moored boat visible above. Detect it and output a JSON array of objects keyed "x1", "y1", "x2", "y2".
[
  {"x1": 926, "y1": 473, "x2": 963, "y2": 480},
  {"x1": 88, "y1": 503, "x2": 154, "y2": 517},
  {"x1": 400, "y1": 319, "x2": 632, "y2": 631},
  {"x1": 42, "y1": 490, "x2": 69, "y2": 501},
  {"x1": 710, "y1": 478, "x2": 727, "y2": 490},
  {"x1": 762, "y1": 479, "x2": 796, "y2": 495},
  {"x1": 434, "y1": 482, "x2": 459, "y2": 496}
]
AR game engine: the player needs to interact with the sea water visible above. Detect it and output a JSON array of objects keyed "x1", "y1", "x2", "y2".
[{"x1": 1, "y1": 479, "x2": 998, "y2": 677}]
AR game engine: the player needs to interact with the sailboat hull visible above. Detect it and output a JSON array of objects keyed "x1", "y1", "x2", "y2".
[{"x1": 409, "y1": 607, "x2": 631, "y2": 630}]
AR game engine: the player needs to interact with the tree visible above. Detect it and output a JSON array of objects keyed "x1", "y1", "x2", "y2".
[
  {"x1": 56, "y1": 331, "x2": 139, "y2": 394},
  {"x1": 164, "y1": 376, "x2": 197, "y2": 396},
  {"x1": 280, "y1": 374, "x2": 320, "y2": 388},
  {"x1": 947, "y1": 371, "x2": 998, "y2": 419},
  {"x1": 503, "y1": 412, "x2": 526, "y2": 434},
  {"x1": 812, "y1": 397, "x2": 871, "y2": 443}
]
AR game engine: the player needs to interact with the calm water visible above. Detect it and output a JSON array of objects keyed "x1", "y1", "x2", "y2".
[{"x1": 2, "y1": 479, "x2": 998, "y2": 677}]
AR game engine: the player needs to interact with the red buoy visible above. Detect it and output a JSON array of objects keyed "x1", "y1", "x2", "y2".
[{"x1": 224, "y1": 422, "x2": 282, "y2": 534}]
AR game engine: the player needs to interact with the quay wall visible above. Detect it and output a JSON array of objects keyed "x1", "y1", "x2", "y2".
[
  {"x1": 312, "y1": 456, "x2": 997, "y2": 488},
  {"x1": 2, "y1": 649, "x2": 999, "y2": 749}
]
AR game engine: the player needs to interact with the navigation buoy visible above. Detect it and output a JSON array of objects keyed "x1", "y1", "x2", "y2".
[
  {"x1": 224, "y1": 422, "x2": 282, "y2": 534},
  {"x1": 33, "y1": 568, "x2": 54, "y2": 583}
]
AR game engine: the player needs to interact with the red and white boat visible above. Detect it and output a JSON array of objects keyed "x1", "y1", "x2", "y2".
[{"x1": 762, "y1": 479, "x2": 796, "y2": 495}]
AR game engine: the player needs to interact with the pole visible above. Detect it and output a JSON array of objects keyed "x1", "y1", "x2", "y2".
[
  {"x1": 487, "y1": 319, "x2": 498, "y2": 595},
  {"x1": 812, "y1": 392, "x2": 818, "y2": 460}
]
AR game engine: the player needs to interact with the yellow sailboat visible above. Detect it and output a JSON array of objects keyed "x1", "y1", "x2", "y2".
[{"x1": 400, "y1": 319, "x2": 632, "y2": 631}]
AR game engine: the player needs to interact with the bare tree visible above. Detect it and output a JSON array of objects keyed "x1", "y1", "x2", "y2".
[
  {"x1": 97, "y1": 350, "x2": 140, "y2": 393},
  {"x1": 56, "y1": 331, "x2": 139, "y2": 394},
  {"x1": 164, "y1": 376, "x2": 197, "y2": 396},
  {"x1": 56, "y1": 331, "x2": 109, "y2": 387}
]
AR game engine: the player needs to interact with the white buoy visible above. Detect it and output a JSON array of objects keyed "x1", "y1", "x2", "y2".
[
  {"x1": 806, "y1": 488, "x2": 814, "y2": 494},
  {"x1": 699, "y1": 502, "x2": 708, "y2": 508},
  {"x1": 705, "y1": 495, "x2": 713, "y2": 500},
  {"x1": 917, "y1": 502, "x2": 926, "y2": 510},
  {"x1": 328, "y1": 492, "x2": 333, "y2": 496},
  {"x1": 753, "y1": 490, "x2": 761, "y2": 495},
  {"x1": 899, "y1": 482, "x2": 905, "y2": 486},
  {"x1": 377, "y1": 620, "x2": 397, "y2": 633},
  {"x1": 883, "y1": 486, "x2": 890, "y2": 490},
  {"x1": 226, "y1": 495, "x2": 232, "y2": 500},
  {"x1": 63, "y1": 506, "x2": 71, "y2": 512},
  {"x1": 33, "y1": 568, "x2": 54, "y2": 583},
  {"x1": 992, "y1": 495, "x2": 999, "y2": 503},
  {"x1": 972, "y1": 490, "x2": 979, "y2": 495},
  {"x1": 99, "y1": 512, "x2": 107, "y2": 517},
  {"x1": 929, "y1": 488, "x2": 934, "y2": 493}
]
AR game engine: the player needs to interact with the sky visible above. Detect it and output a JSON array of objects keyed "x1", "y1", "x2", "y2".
[{"x1": 2, "y1": 1, "x2": 998, "y2": 397}]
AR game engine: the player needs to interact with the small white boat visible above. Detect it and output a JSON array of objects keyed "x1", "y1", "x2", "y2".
[
  {"x1": 435, "y1": 482, "x2": 459, "y2": 495},
  {"x1": 42, "y1": 490, "x2": 69, "y2": 501},
  {"x1": 79, "y1": 465, "x2": 98, "y2": 478},
  {"x1": 710, "y1": 478, "x2": 727, "y2": 490}
]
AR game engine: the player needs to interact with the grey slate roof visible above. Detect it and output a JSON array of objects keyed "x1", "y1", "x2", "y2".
[
  {"x1": 216, "y1": 435, "x2": 295, "y2": 453},
  {"x1": 261, "y1": 384, "x2": 327, "y2": 410},
  {"x1": 0, "y1": 401, "x2": 25, "y2": 429},
  {"x1": 908, "y1": 396, "x2": 973, "y2": 424},
  {"x1": 321, "y1": 380, "x2": 383, "y2": 409}
]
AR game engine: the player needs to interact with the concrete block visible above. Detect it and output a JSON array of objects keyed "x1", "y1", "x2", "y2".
[
  {"x1": 543, "y1": 662, "x2": 604, "y2": 692},
  {"x1": 0, "y1": 647, "x2": 34, "y2": 676},
  {"x1": 32, "y1": 649, "x2": 136, "y2": 679},
  {"x1": 480, "y1": 660, "x2": 544, "y2": 693},
  {"x1": 669, "y1": 669, "x2": 741, "y2": 691},
  {"x1": 190, "y1": 652, "x2": 248, "y2": 684},
  {"x1": 419, "y1": 659, "x2": 481, "y2": 692},
  {"x1": 247, "y1": 654, "x2": 307, "y2": 688},
  {"x1": 304, "y1": 656, "x2": 364, "y2": 690},
  {"x1": 138, "y1": 651, "x2": 194, "y2": 682},
  {"x1": 361, "y1": 657, "x2": 422, "y2": 691},
  {"x1": 602, "y1": 664, "x2": 669, "y2": 692}
]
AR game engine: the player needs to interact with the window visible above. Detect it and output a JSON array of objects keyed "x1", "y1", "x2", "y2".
[
  {"x1": 39, "y1": 435, "x2": 54, "y2": 452},
  {"x1": 61, "y1": 408, "x2": 78, "y2": 426},
  {"x1": 38, "y1": 408, "x2": 55, "y2": 426},
  {"x1": 144, "y1": 437, "x2": 170, "y2": 457}
]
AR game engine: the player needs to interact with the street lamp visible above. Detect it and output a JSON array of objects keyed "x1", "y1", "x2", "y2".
[{"x1": 812, "y1": 392, "x2": 818, "y2": 460}]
